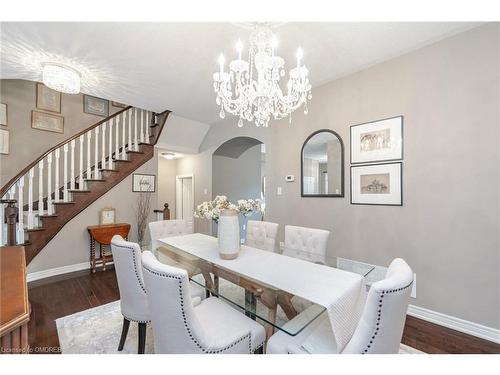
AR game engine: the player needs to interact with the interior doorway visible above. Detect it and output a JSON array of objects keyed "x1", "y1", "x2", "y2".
[{"x1": 175, "y1": 174, "x2": 194, "y2": 233}]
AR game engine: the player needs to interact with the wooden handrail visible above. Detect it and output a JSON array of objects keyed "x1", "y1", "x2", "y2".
[{"x1": 0, "y1": 106, "x2": 132, "y2": 198}]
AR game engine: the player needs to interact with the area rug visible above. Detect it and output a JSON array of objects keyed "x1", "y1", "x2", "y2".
[{"x1": 56, "y1": 290, "x2": 424, "y2": 354}]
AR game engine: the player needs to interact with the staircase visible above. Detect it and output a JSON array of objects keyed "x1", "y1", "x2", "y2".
[{"x1": 0, "y1": 106, "x2": 170, "y2": 264}]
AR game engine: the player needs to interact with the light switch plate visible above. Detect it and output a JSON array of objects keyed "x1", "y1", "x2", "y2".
[{"x1": 277, "y1": 186, "x2": 282, "y2": 195}]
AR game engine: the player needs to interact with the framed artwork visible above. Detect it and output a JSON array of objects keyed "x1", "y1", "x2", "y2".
[
  {"x1": 111, "y1": 101, "x2": 127, "y2": 108},
  {"x1": 0, "y1": 103, "x2": 7, "y2": 126},
  {"x1": 83, "y1": 95, "x2": 109, "y2": 117},
  {"x1": 350, "y1": 116, "x2": 403, "y2": 164},
  {"x1": 0, "y1": 129, "x2": 9, "y2": 154},
  {"x1": 132, "y1": 173, "x2": 156, "y2": 192},
  {"x1": 36, "y1": 83, "x2": 61, "y2": 113},
  {"x1": 350, "y1": 162, "x2": 402, "y2": 206},
  {"x1": 31, "y1": 110, "x2": 64, "y2": 133},
  {"x1": 100, "y1": 207, "x2": 116, "y2": 225}
]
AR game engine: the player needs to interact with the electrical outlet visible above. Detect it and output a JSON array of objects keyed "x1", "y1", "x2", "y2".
[
  {"x1": 411, "y1": 274, "x2": 417, "y2": 298},
  {"x1": 279, "y1": 241, "x2": 285, "y2": 250}
]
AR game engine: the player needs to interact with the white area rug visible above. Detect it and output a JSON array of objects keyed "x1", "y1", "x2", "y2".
[{"x1": 56, "y1": 283, "x2": 424, "y2": 354}]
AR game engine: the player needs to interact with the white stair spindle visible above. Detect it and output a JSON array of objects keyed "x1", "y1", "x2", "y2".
[
  {"x1": 79, "y1": 135, "x2": 84, "y2": 189},
  {"x1": 47, "y1": 152, "x2": 53, "y2": 215},
  {"x1": 108, "y1": 119, "x2": 114, "y2": 169},
  {"x1": 63, "y1": 144, "x2": 69, "y2": 202},
  {"x1": 101, "y1": 122, "x2": 106, "y2": 172},
  {"x1": 145, "y1": 111, "x2": 150, "y2": 143},
  {"x1": 127, "y1": 109, "x2": 132, "y2": 151},
  {"x1": 28, "y1": 168, "x2": 34, "y2": 229},
  {"x1": 86, "y1": 131, "x2": 92, "y2": 180},
  {"x1": 121, "y1": 112, "x2": 127, "y2": 159},
  {"x1": 140, "y1": 109, "x2": 145, "y2": 143},
  {"x1": 17, "y1": 177, "x2": 25, "y2": 244},
  {"x1": 70, "y1": 140, "x2": 76, "y2": 190},
  {"x1": 134, "y1": 108, "x2": 138, "y2": 151},
  {"x1": 115, "y1": 115, "x2": 120, "y2": 160},
  {"x1": 94, "y1": 127, "x2": 100, "y2": 179},
  {"x1": 38, "y1": 159, "x2": 44, "y2": 218},
  {"x1": 54, "y1": 149, "x2": 60, "y2": 202}
]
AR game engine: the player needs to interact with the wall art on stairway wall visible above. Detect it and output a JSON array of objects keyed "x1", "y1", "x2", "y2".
[
  {"x1": 350, "y1": 162, "x2": 402, "y2": 206},
  {"x1": 83, "y1": 95, "x2": 109, "y2": 117},
  {"x1": 350, "y1": 116, "x2": 403, "y2": 164},
  {"x1": 31, "y1": 110, "x2": 64, "y2": 133},
  {"x1": 36, "y1": 83, "x2": 61, "y2": 113},
  {"x1": 132, "y1": 173, "x2": 156, "y2": 192},
  {"x1": 0, "y1": 103, "x2": 7, "y2": 126}
]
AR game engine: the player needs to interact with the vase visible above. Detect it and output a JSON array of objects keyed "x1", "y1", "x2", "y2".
[{"x1": 217, "y1": 209, "x2": 240, "y2": 259}]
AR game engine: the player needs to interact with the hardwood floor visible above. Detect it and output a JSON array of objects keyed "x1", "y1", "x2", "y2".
[{"x1": 27, "y1": 268, "x2": 500, "y2": 354}]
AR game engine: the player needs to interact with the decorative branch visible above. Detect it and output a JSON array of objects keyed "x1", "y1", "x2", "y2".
[{"x1": 135, "y1": 190, "x2": 152, "y2": 245}]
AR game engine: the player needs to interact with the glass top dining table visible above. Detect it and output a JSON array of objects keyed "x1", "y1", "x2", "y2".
[{"x1": 157, "y1": 234, "x2": 374, "y2": 338}]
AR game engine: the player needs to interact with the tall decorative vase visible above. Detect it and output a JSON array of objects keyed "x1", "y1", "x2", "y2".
[{"x1": 217, "y1": 209, "x2": 240, "y2": 259}]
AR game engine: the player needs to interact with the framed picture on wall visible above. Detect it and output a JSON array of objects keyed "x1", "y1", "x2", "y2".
[
  {"x1": 36, "y1": 83, "x2": 61, "y2": 113},
  {"x1": 132, "y1": 173, "x2": 156, "y2": 192},
  {"x1": 0, "y1": 103, "x2": 7, "y2": 126},
  {"x1": 83, "y1": 95, "x2": 109, "y2": 117},
  {"x1": 31, "y1": 110, "x2": 64, "y2": 133},
  {"x1": 350, "y1": 116, "x2": 403, "y2": 164},
  {"x1": 0, "y1": 129, "x2": 9, "y2": 154},
  {"x1": 100, "y1": 207, "x2": 116, "y2": 225},
  {"x1": 350, "y1": 162, "x2": 402, "y2": 206}
]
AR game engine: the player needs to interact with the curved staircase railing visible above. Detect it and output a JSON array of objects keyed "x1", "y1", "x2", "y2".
[{"x1": 0, "y1": 105, "x2": 169, "y2": 248}]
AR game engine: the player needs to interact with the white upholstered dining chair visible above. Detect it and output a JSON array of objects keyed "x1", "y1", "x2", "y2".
[
  {"x1": 141, "y1": 250, "x2": 266, "y2": 354},
  {"x1": 282, "y1": 225, "x2": 330, "y2": 264},
  {"x1": 245, "y1": 220, "x2": 279, "y2": 252},
  {"x1": 149, "y1": 219, "x2": 190, "y2": 256},
  {"x1": 267, "y1": 258, "x2": 414, "y2": 354}
]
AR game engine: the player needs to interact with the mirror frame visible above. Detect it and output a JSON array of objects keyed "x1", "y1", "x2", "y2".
[{"x1": 301, "y1": 129, "x2": 345, "y2": 198}]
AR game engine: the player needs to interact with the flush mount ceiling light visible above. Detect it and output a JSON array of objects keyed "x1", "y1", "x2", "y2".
[
  {"x1": 42, "y1": 62, "x2": 81, "y2": 94},
  {"x1": 213, "y1": 23, "x2": 312, "y2": 128},
  {"x1": 161, "y1": 152, "x2": 176, "y2": 160}
]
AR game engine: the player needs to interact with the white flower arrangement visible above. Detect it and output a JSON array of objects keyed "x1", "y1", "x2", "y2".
[{"x1": 194, "y1": 195, "x2": 261, "y2": 223}]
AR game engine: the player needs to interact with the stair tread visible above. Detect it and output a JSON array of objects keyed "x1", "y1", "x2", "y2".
[
  {"x1": 113, "y1": 159, "x2": 132, "y2": 162},
  {"x1": 84, "y1": 179, "x2": 106, "y2": 182},
  {"x1": 150, "y1": 123, "x2": 159, "y2": 128},
  {"x1": 126, "y1": 150, "x2": 144, "y2": 154},
  {"x1": 26, "y1": 227, "x2": 45, "y2": 232},
  {"x1": 53, "y1": 201, "x2": 75, "y2": 205},
  {"x1": 99, "y1": 168, "x2": 119, "y2": 172},
  {"x1": 39, "y1": 214, "x2": 57, "y2": 218},
  {"x1": 138, "y1": 142, "x2": 151, "y2": 146},
  {"x1": 68, "y1": 189, "x2": 91, "y2": 193}
]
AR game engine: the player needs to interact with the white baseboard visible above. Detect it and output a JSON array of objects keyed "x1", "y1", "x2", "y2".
[
  {"x1": 27, "y1": 261, "x2": 499, "y2": 344},
  {"x1": 408, "y1": 304, "x2": 500, "y2": 344},
  {"x1": 27, "y1": 261, "x2": 113, "y2": 283}
]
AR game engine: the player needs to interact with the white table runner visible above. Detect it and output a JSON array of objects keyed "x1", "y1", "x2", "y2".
[{"x1": 159, "y1": 233, "x2": 365, "y2": 352}]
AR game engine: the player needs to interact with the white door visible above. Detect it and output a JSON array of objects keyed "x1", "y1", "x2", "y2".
[{"x1": 176, "y1": 175, "x2": 194, "y2": 233}]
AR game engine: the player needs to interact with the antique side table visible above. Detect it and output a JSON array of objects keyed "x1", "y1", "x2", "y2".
[{"x1": 87, "y1": 223, "x2": 131, "y2": 272}]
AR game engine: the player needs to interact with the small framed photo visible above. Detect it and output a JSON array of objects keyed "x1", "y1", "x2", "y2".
[
  {"x1": 0, "y1": 103, "x2": 7, "y2": 126},
  {"x1": 132, "y1": 173, "x2": 156, "y2": 192},
  {"x1": 84, "y1": 95, "x2": 109, "y2": 117},
  {"x1": 350, "y1": 116, "x2": 403, "y2": 164},
  {"x1": 111, "y1": 101, "x2": 127, "y2": 108},
  {"x1": 0, "y1": 129, "x2": 9, "y2": 154},
  {"x1": 36, "y1": 83, "x2": 61, "y2": 113},
  {"x1": 32, "y1": 110, "x2": 64, "y2": 133},
  {"x1": 351, "y1": 162, "x2": 402, "y2": 206},
  {"x1": 100, "y1": 207, "x2": 116, "y2": 225}
]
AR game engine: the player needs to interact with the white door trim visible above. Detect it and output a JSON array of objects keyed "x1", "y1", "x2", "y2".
[{"x1": 175, "y1": 174, "x2": 195, "y2": 231}]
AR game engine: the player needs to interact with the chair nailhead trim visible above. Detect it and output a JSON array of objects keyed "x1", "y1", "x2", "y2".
[
  {"x1": 361, "y1": 281, "x2": 413, "y2": 354},
  {"x1": 143, "y1": 265, "x2": 257, "y2": 354},
  {"x1": 113, "y1": 242, "x2": 147, "y2": 294}
]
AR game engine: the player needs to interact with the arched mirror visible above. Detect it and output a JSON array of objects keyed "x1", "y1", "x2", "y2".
[{"x1": 301, "y1": 129, "x2": 344, "y2": 197}]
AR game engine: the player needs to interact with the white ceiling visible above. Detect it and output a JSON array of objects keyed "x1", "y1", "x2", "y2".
[{"x1": 1, "y1": 22, "x2": 482, "y2": 125}]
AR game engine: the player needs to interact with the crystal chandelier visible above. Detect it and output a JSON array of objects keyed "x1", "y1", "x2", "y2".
[
  {"x1": 42, "y1": 63, "x2": 81, "y2": 94},
  {"x1": 213, "y1": 24, "x2": 312, "y2": 128}
]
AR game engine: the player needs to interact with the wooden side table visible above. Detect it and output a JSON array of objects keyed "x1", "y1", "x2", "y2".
[{"x1": 87, "y1": 223, "x2": 131, "y2": 273}]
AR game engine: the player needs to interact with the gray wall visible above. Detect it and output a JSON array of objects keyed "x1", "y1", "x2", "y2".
[
  {"x1": 156, "y1": 151, "x2": 178, "y2": 218},
  {"x1": 0, "y1": 79, "x2": 120, "y2": 185},
  {"x1": 179, "y1": 24, "x2": 500, "y2": 329}
]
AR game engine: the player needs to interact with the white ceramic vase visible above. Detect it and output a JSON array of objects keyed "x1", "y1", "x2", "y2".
[{"x1": 217, "y1": 209, "x2": 240, "y2": 259}]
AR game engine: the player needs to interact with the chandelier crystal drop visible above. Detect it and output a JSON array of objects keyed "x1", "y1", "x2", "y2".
[
  {"x1": 42, "y1": 63, "x2": 81, "y2": 94},
  {"x1": 213, "y1": 24, "x2": 312, "y2": 128}
]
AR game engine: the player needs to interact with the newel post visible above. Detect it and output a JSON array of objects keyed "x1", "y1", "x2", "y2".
[
  {"x1": 1, "y1": 199, "x2": 18, "y2": 246},
  {"x1": 163, "y1": 203, "x2": 170, "y2": 220}
]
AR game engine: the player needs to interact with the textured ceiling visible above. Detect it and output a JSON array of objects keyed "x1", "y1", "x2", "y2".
[{"x1": 0, "y1": 22, "x2": 482, "y2": 125}]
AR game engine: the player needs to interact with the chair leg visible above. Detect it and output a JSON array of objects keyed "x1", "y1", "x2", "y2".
[
  {"x1": 118, "y1": 318, "x2": 130, "y2": 351},
  {"x1": 138, "y1": 322, "x2": 147, "y2": 354},
  {"x1": 254, "y1": 346, "x2": 264, "y2": 354}
]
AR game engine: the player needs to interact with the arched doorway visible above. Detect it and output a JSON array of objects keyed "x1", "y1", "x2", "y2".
[{"x1": 212, "y1": 137, "x2": 266, "y2": 241}]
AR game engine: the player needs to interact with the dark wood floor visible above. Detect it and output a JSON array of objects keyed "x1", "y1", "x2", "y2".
[{"x1": 28, "y1": 268, "x2": 500, "y2": 354}]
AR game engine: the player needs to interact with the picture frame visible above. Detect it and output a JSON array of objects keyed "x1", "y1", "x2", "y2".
[
  {"x1": 0, "y1": 129, "x2": 9, "y2": 155},
  {"x1": 350, "y1": 162, "x2": 402, "y2": 206},
  {"x1": 83, "y1": 95, "x2": 109, "y2": 117},
  {"x1": 111, "y1": 101, "x2": 127, "y2": 108},
  {"x1": 100, "y1": 207, "x2": 116, "y2": 225},
  {"x1": 36, "y1": 83, "x2": 61, "y2": 113},
  {"x1": 350, "y1": 116, "x2": 403, "y2": 164},
  {"x1": 31, "y1": 110, "x2": 64, "y2": 133},
  {"x1": 132, "y1": 173, "x2": 156, "y2": 192},
  {"x1": 0, "y1": 103, "x2": 7, "y2": 126}
]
